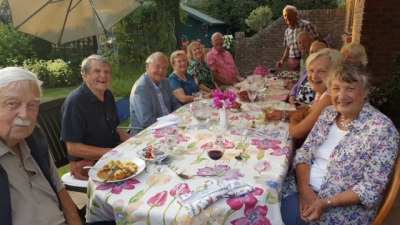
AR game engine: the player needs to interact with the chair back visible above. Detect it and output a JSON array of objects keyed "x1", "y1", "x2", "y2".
[
  {"x1": 37, "y1": 98, "x2": 68, "y2": 168},
  {"x1": 373, "y1": 156, "x2": 400, "y2": 224},
  {"x1": 115, "y1": 96, "x2": 130, "y2": 122}
]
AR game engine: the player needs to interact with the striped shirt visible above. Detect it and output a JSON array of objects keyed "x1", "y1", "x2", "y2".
[
  {"x1": 284, "y1": 19, "x2": 318, "y2": 58},
  {"x1": 152, "y1": 81, "x2": 170, "y2": 116}
]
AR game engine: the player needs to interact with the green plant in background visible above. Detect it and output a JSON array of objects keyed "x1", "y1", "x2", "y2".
[
  {"x1": 245, "y1": 6, "x2": 273, "y2": 32},
  {"x1": 114, "y1": 0, "x2": 178, "y2": 67},
  {"x1": 0, "y1": 23, "x2": 37, "y2": 67},
  {"x1": 369, "y1": 51, "x2": 400, "y2": 128},
  {"x1": 22, "y1": 58, "x2": 81, "y2": 88},
  {"x1": 223, "y1": 35, "x2": 235, "y2": 57}
]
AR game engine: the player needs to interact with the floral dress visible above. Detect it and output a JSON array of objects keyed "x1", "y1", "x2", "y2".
[
  {"x1": 290, "y1": 103, "x2": 399, "y2": 224},
  {"x1": 187, "y1": 59, "x2": 216, "y2": 89}
]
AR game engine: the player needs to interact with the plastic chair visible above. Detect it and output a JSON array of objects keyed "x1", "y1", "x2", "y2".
[
  {"x1": 115, "y1": 96, "x2": 143, "y2": 131},
  {"x1": 373, "y1": 156, "x2": 400, "y2": 225},
  {"x1": 37, "y1": 98, "x2": 87, "y2": 193}
]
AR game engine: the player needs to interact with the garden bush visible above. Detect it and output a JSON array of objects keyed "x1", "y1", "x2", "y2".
[{"x1": 22, "y1": 59, "x2": 81, "y2": 88}]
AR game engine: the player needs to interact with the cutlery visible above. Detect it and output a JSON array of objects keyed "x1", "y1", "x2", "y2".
[
  {"x1": 144, "y1": 160, "x2": 148, "y2": 173},
  {"x1": 103, "y1": 165, "x2": 121, "y2": 182},
  {"x1": 177, "y1": 173, "x2": 217, "y2": 179}
]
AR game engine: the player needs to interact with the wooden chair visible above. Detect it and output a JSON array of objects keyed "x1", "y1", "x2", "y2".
[
  {"x1": 373, "y1": 156, "x2": 400, "y2": 225},
  {"x1": 37, "y1": 98, "x2": 87, "y2": 193}
]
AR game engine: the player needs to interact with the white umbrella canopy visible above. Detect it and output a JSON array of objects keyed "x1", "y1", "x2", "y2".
[{"x1": 9, "y1": 0, "x2": 142, "y2": 45}]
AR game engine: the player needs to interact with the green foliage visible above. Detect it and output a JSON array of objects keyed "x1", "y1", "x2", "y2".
[
  {"x1": 22, "y1": 59, "x2": 81, "y2": 88},
  {"x1": 0, "y1": 23, "x2": 37, "y2": 67},
  {"x1": 194, "y1": 0, "x2": 264, "y2": 34},
  {"x1": 265, "y1": 0, "x2": 338, "y2": 20},
  {"x1": 109, "y1": 63, "x2": 146, "y2": 97},
  {"x1": 245, "y1": 6, "x2": 273, "y2": 32},
  {"x1": 114, "y1": 0, "x2": 178, "y2": 67},
  {"x1": 369, "y1": 51, "x2": 400, "y2": 128},
  {"x1": 193, "y1": 0, "x2": 338, "y2": 34}
]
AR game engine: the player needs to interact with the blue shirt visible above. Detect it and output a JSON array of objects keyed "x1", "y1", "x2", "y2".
[{"x1": 168, "y1": 72, "x2": 200, "y2": 97}]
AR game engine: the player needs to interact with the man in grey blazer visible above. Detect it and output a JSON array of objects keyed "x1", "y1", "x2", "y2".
[{"x1": 130, "y1": 52, "x2": 182, "y2": 134}]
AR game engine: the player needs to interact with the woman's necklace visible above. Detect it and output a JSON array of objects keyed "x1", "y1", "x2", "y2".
[{"x1": 340, "y1": 115, "x2": 350, "y2": 128}]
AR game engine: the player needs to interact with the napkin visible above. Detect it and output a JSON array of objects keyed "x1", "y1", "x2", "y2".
[
  {"x1": 177, "y1": 177, "x2": 255, "y2": 217},
  {"x1": 151, "y1": 115, "x2": 181, "y2": 129}
]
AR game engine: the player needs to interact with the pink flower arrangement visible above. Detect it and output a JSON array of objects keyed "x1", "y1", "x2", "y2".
[{"x1": 213, "y1": 89, "x2": 237, "y2": 110}]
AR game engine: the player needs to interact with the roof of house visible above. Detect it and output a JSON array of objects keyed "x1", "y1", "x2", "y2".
[{"x1": 181, "y1": 4, "x2": 226, "y2": 26}]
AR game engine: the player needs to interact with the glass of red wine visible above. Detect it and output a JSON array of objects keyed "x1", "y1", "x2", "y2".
[{"x1": 207, "y1": 146, "x2": 225, "y2": 175}]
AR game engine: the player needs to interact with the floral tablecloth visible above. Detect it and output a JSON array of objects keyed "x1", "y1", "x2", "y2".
[{"x1": 87, "y1": 101, "x2": 294, "y2": 225}]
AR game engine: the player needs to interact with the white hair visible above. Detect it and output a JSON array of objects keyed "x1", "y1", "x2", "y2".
[
  {"x1": 146, "y1": 52, "x2": 169, "y2": 65},
  {"x1": 0, "y1": 67, "x2": 43, "y2": 98}
]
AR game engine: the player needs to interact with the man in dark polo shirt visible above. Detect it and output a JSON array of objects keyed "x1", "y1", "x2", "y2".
[
  {"x1": 276, "y1": 5, "x2": 318, "y2": 71},
  {"x1": 61, "y1": 55, "x2": 132, "y2": 180}
]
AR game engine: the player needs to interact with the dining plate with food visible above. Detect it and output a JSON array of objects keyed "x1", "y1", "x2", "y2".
[{"x1": 89, "y1": 158, "x2": 145, "y2": 183}]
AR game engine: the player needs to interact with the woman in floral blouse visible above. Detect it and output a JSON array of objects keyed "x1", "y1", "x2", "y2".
[
  {"x1": 281, "y1": 61, "x2": 399, "y2": 224},
  {"x1": 187, "y1": 41, "x2": 218, "y2": 93}
]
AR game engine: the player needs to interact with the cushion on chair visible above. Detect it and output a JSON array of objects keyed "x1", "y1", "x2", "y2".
[{"x1": 61, "y1": 172, "x2": 88, "y2": 188}]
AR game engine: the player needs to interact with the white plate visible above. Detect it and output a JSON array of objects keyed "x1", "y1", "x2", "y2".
[{"x1": 89, "y1": 157, "x2": 145, "y2": 183}]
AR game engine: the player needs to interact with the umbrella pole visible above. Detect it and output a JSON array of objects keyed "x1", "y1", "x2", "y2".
[{"x1": 90, "y1": 0, "x2": 103, "y2": 55}]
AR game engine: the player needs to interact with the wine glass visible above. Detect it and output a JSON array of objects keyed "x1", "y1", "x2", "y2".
[
  {"x1": 262, "y1": 103, "x2": 276, "y2": 126},
  {"x1": 151, "y1": 144, "x2": 168, "y2": 174},
  {"x1": 192, "y1": 92, "x2": 202, "y2": 103},
  {"x1": 164, "y1": 129, "x2": 179, "y2": 154},
  {"x1": 207, "y1": 146, "x2": 225, "y2": 175},
  {"x1": 247, "y1": 84, "x2": 257, "y2": 109},
  {"x1": 177, "y1": 118, "x2": 189, "y2": 140}
]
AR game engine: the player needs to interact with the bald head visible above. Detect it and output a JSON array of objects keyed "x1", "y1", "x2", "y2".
[{"x1": 211, "y1": 32, "x2": 224, "y2": 52}]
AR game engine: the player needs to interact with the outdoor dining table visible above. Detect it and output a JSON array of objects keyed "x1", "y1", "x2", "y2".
[{"x1": 86, "y1": 95, "x2": 295, "y2": 224}]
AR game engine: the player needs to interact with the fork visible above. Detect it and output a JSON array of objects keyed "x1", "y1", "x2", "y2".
[{"x1": 103, "y1": 165, "x2": 121, "y2": 182}]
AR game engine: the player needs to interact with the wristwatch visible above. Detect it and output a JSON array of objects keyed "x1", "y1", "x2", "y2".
[
  {"x1": 326, "y1": 199, "x2": 332, "y2": 208},
  {"x1": 281, "y1": 110, "x2": 288, "y2": 121}
]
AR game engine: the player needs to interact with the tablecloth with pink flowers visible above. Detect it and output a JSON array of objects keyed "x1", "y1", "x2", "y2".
[{"x1": 87, "y1": 101, "x2": 294, "y2": 225}]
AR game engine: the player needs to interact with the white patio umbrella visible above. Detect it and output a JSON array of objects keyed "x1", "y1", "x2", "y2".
[{"x1": 9, "y1": 0, "x2": 142, "y2": 48}]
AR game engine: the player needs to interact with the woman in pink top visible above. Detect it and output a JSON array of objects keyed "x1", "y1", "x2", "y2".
[{"x1": 265, "y1": 49, "x2": 343, "y2": 140}]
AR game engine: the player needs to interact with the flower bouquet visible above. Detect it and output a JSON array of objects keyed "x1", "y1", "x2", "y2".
[{"x1": 213, "y1": 89, "x2": 237, "y2": 110}]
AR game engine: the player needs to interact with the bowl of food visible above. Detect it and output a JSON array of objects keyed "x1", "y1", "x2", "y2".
[{"x1": 89, "y1": 159, "x2": 145, "y2": 182}]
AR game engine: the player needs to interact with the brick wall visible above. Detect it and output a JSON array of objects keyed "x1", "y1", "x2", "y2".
[
  {"x1": 355, "y1": 0, "x2": 400, "y2": 84},
  {"x1": 235, "y1": 9, "x2": 346, "y2": 76}
]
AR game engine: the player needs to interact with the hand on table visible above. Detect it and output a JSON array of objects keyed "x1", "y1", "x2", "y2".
[
  {"x1": 203, "y1": 92, "x2": 213, "y2": 98},
  {"x1": 264, "y1": 110, "x2": 282, "y2": 121}
]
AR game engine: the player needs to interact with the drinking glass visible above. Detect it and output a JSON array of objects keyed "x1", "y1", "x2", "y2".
[
  {"x1": 192, "y1": 92, "x2": 202, "y2": 103},
  {"x1": 177, "y1": 119, "x2": 189, "y2": 140},
  {"x1": 192, "y1": 100, "x2": 212, "y2": 123},
  {"x1": 207, "y1": 146, "x2": 225, "y2": 175},
  {"x1": 247, "y1": 83, "x2": 257, "y2": 109},
  {"x1": 151, "y1": 144, "x2": 168, "y2": 174},
  {"x1": 165, "y1": 131, "x2": 179, "y2": 154}
]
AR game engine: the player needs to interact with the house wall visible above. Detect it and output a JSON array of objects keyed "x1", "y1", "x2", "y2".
[
  {"x1": 350, "y1": 0, "x2": 400, "y2": 84},
  {"x1": 235, "y1": 9, "x2": 346, "y2": 76},
  {"x1": 181, "y1": 17, "x2": 228, "y2": 48}
]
